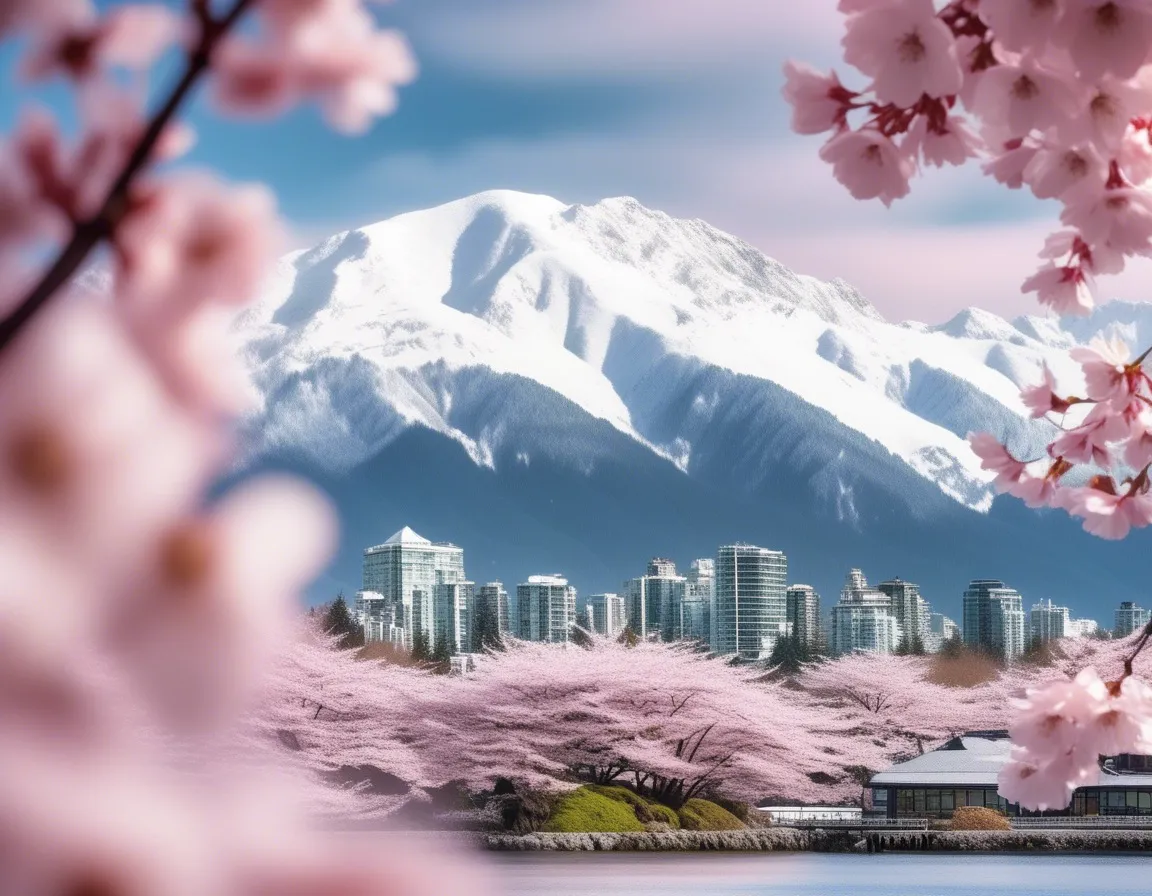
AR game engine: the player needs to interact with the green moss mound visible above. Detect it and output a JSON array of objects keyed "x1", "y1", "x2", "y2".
[
  {"x1": 677, "y1": 798, "x2": 747, "y2": 831},
  {"x1": 542, "y1": 787, "x2": 645, "y2": 833},
  {"x1": 586, "y1": 785, "x2": 680, "y2": 828}
]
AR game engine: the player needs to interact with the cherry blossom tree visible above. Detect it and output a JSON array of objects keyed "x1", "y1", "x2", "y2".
[
  {"x1": 785, "y1": 0, "x2": 1152, "y2": 811},
  {"x1": 0, "y1": 1, "x2": 484, "y2": 893}
]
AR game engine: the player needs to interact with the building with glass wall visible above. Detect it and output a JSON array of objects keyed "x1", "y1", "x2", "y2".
[
  {"x1": 786, "y1": 584, "x2": 823, "y2": 652},
  {"x1": 926, "y1": 613, "x2": 960, "y2": 653},
  {"x1": 362, "y1": 526, "x2": 466, "y2": 648},
  {"x1": 1030, "y1": 598, "x2": 1071, "y2": 644},
  {"x1": 583, "y1": 593, "x2": 627, "y2": 637},
  {"x1": 878, "y1": 578, "x2": 928, "y2": 650},
  {"x1": 516, "y1": 575, "x2": 577, "y2": 644},
  {"x1": 686, "y1": 558, "x2": 715, "y2": 646},
  {"x1": 829, "y1": 569, "x2": 900, "y2": 656},
  {"x1": 870, "y1": 731, "x2": 1152, "y2": 819},
  {"x1": 1116, "y1": 601, "x2": 1150, "y2": 638},
  {"x1": 962, "y1": 579, "x2": 1026, "y2": 660},
  {"x1": 473, "y1": 582, "x2": 510, "y2": 648},
  {"x1": 433, "y1": 581, "x2": 474, "y2": 654},
  {"x1": 624, "y1": 561, "x2": 688, "y2": 641},
  {"x1": 711, "y1": 544, "x2": 788, "y2": 661}
]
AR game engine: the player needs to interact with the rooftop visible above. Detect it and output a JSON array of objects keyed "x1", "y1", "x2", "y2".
[
  {"x1": 364, "y1": 526, "x2": 461, "y2": 553},
  {"x1": 871, "y1": 733, "x2": 1152, "y2": 789}
]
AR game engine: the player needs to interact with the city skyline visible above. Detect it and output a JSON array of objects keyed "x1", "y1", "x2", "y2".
[{"x1": 350, "y1": 515, "x2": 1115, "y2": 649}]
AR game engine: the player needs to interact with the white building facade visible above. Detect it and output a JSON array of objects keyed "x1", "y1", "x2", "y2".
[{"x1": 711, "y1": 544, "x2": 788, "y2": 661}]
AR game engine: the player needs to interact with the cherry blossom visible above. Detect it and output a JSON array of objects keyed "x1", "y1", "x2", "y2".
[
  {"x1": 1024, "y1": 144, "x2": 1107, "y2": 200},
  {"x1": 21, "y1": 4, "x2": 183, "y2": 83},
  {"x1": 1070, "y1": 335, "x2": 1137, "y2": 405},
  {"x1": 1058, "y1": 479, "x2": 1152, "y2": 539},
  {"x1": 841, "y1": 0, "x2": 964, "y2": 108},
  {"x1": 973, "y1": 56, "x2": 1080, "y2": 139},
  {"x1": 1020, "y1": 364, "x2": 1076, "y2": 418},
  {"x1": 819, "y1": 129, "x2": 915, "y2": 206},
  {"x1": 0, "y1": 1, "x2": 468, "y2": 893},
  {"x1": 782, "y1": 61, "x2": 852, "y2": 135},
  {"x1": 977, "y1": 0, "x2": 1062, "y2": 54},
  {"x1": 968, "y1": 431, "x2": 1027, "y2": 490},
  {"x1": 1053, "y1": 0, "x2": 1152, "y2": 82}
]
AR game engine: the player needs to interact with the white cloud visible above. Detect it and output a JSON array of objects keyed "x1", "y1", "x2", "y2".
[{"x1": 415, "y1": 0, "x2": 844, "y2": 78}]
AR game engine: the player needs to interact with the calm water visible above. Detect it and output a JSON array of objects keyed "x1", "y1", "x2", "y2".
[{"x1": 491, "y1": 852, "x2": 1152, "y2": 896}]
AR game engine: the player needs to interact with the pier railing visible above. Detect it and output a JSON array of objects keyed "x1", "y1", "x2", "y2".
[
  {"x1": 1011, "y1": 816, "x2": 1152, "y2": 829},
  {"x1": 772, "y1": 818, "x2": 928, "y2": 831}
]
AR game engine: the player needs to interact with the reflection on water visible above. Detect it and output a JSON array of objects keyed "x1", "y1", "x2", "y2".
[{"x1": 492, "y1": 852, "x2": 1152, "y2": 896}]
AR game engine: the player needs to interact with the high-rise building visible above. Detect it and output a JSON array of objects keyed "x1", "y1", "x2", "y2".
[
  {"x1": 686, "y1": 559, "x2": 715, "y2": 647},
  {"x1": 829, "y1": 569, "x2": 900, "y2": 656},
  {"x1": 473, "y1": 582, "x2": 510, "y2": 649},
  {"x1": 926, "y1": 613, "x2": 960, "y2": 653},
  {"x1": 517, "y1": 575, "x2": 577, "y2": 644},
  {"x1": 647, "y1": 558, "x2": 678, "y2": 578},
  {"x1": 583, "y1": 593, "x2": 627, "y2": 637},
  {"x1": 433, "y1": 581, "x2": 474, "y2": 654},
  {"x1": 624, "y1": 560, "x2": 687, "y2": 641},
  {"x1": 1116, "y1": 601, "x2": 1150, "y2": 638},
  {"x1": 711, "y1": 544, "x2": 788, "y2": 661},
  {"x1": 878, "y1": 578, "x2": 928, "y2": 649},
  {"x1": 358, "y1": 590, "x2": 405, "y2": 645},
  {"x1": 362, "y1": 527, "x2": 466, "y2": 647},
  {"x1": 1030, "y1": 598, "x2": 1071, "y2": 644},
  {"x1": 785, "y1": 584, "x2": 823, "y2": 652},
  {"x1": 1068, "y1": 618, "x2": 1099, "y2": 638},
  {"x1": 963, "y1": 579, "x2": 1026, "y2": 660}
]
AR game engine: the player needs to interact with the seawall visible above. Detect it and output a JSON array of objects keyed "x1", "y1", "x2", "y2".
[{"x1": 482, "y1": 829, "x2": 1152, "y2": 852}]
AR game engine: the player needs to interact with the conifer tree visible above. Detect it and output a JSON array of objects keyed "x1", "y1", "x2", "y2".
[{"x1": 322, "y1": 593, "x2": 364, "y2": 650}]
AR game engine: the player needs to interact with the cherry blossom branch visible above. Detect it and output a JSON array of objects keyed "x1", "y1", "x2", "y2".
[{"x1": 0, "y1": 0, "x2": 255, "y2": 355}]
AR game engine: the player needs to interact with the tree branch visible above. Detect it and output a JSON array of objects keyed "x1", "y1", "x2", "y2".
[{"x1": 0, "y1": 0, "x2": 256, "y2": 354}]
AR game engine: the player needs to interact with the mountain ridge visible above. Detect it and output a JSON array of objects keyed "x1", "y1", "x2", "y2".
[{"x1": 234, "y1": 190, "x2": 1152, "y2": 619}]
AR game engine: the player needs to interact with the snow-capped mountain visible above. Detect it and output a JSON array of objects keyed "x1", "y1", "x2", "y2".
[{"x1": 236, "y1": 191, "x2": 1151, "y2": 616}]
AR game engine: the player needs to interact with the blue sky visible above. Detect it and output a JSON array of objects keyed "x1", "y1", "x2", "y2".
[{"x1": 8, "y1": 0, "x2": 1152, "y2": 322}]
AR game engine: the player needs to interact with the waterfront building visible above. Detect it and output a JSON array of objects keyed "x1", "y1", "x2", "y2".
[
  {"x1": 962, "y1": 579, "x2": 1026, "y2": 660},
  {"x1": 473, "y1": 582, "x2": 510, "y2": 649},
  {"x1": 877, "y1": 578, "x2": 928, "y2": 650},
  {"x1": 1116, "y1": 601, "x2": 1150, "y2": 638},
  {"x1": 785, "y1": 584, "x2": 823, "y2": 652},
  {"x1": 362, "y1": 527, "x2": 466, "y2": 648},
  {"x1": 516, "y1": 575, "x2": 577, "y2": 644},
  {"x1": 871, "y1": 731, "x2": 1152, "y2": 818},
  {"x1": 1030, "y1": 598, "x2": 1071, "y2": 644},
  {"x1": 828, "y1": 569, "x2": 900, "y2": 656},
  {"x1": 711, "y1": 544, "x2": 788, "y2": 661},
  {"x1": 583, "y1": 593, "x2": 627, "y2": 637}
]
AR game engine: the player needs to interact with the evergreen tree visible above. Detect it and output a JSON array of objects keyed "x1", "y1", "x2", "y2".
[
  {"x1": 767, "y1": 635, "x2": 810, "y2": 675},
  {"x1": 432, "y1": 630, "x2": 453, "y2": 663},
  {"x1": 410, "y1": 627, "x2": 431, "y2": 663},
  {"x1": 940, "y1": 633, "x2": 965, "y2": 658},
  {"x1": 617, "y1": 625, "x2": 639, "y2": 648},
  {"x1": 895, "y1": 633, "x2": 926, "y2": 657},
  {"x1": 322, "y1": 593, "x2": 364, "y2": 650}
]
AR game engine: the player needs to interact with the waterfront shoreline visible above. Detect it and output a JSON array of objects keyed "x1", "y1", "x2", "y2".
[{"x1": 481, "y1": 830, "x2": 1152, "y2": 853}]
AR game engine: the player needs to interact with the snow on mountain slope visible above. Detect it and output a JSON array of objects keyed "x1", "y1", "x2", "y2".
[{"x1": 236, "y1": 190, "x2": 1139, "y2": 520}]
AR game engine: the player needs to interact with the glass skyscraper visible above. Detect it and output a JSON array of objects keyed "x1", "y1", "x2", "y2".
[
  {"x1": 962, "y1": 579, "x2": 1026, "y2": 660},
  {"x1": 362, "y1": 526, "x2": 466, "y2": 647},
  {"x1": 711, "y1": 544, "x2": 787, "y2": 661},
  {"x1": 517, "y1": 575, "x2": 577, "y2": 644}
]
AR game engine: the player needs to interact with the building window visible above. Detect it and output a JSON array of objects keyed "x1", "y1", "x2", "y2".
[{"x1": 940, "y1": 790, "x2": 954, "y2": 812}]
